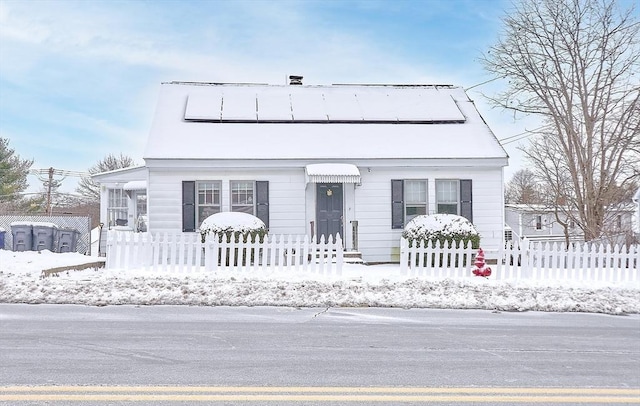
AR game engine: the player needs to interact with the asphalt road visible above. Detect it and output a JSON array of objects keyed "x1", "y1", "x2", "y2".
[{"x1": 0, "y1": 304, "x2": 638, "y2": 404}]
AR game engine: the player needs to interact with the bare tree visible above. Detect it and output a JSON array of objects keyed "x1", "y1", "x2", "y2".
[
  {"x1": 505, "y1": 168, "x2": 542, "y2": 204},
  {"x1": 482, "y1": 0, "x2": 640, "y2": 242},
  {"x1": 76, "y1": 153, "x2": 136, "y2": 203}
]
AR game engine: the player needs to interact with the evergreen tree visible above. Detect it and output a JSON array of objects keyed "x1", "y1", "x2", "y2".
[{"x1": 0, "y1": 137, "x2": 33, "y2": 211}]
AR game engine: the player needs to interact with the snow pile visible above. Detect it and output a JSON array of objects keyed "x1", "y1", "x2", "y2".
[
  {"x1": 1, "y1": 250, "x2": 638, "y2": 314},
  {"x1": 405, "y1": 214, "x2": 477, "y2": 235}
]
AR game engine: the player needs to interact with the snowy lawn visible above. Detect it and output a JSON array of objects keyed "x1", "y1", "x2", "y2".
[{"x1": 0, "y1": 250, "x2": 638, "y2": 315}]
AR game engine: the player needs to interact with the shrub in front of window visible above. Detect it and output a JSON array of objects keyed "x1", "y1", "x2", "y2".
[
  {"x1": 402, "y1": 214, "x2": 480, "y2": 267},
  {"x1": 200, "y1": 212, "x2": 268, "y2": 266},
  {"x1": 200, "y1": 212, "x2": 267, "y2": 243},
  {"x1": 402, "y1": 214, "x2": 480, "y2": 248}
]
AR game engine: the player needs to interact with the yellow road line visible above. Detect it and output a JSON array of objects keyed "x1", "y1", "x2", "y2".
[{"x1": 1, "y1": 386, "x2": 638, "y2": 403}]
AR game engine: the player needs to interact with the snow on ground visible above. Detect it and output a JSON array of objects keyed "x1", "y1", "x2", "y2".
[{"x1": 0, "y1": 250, "x2": 638, "y2": 314}]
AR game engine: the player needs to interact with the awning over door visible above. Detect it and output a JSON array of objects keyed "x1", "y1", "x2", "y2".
[
  {"x1": 305, "y1": 164, "x2": 361, "y2": 184},
  {"x1": 122, "y1": 180, "x2": 147, "y2": 191}
]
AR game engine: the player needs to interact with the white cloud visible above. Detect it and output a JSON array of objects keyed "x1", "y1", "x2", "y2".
[{"x1": 1, "y1": 0, "x2": 531, "y2": 186}]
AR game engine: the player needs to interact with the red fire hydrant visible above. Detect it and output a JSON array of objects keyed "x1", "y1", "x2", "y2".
[{"x1": 472, "y1": 248, "x2": 492, "y2": 277}]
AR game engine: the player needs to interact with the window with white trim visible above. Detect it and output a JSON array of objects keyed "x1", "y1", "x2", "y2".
[
  {"x1": 436, "y1": 179, "x2": 459, "y2": 215},
  {"x1": 107, "y1": 188, "x2": 128, "y2": 227},
  {"x1": 231, "y1": 181, "x2": 255, "y2": 214},
  {"x1": 197, "y1": 181, "x2": 221, "y2": 227},
  {"x1": 404, "y1": 180, "x2": 427, "y2": 224},
  {"x1": 535, "y1": 215, "x2": 543, "y2": 230}
]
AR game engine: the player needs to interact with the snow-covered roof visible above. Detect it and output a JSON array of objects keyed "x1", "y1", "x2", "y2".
[
  {"x1": 144, "y1": 82, "x2": 508, "y2": 162},
  {"x1": 92, "y1": 166, "x2": 147, "y2": 183}
]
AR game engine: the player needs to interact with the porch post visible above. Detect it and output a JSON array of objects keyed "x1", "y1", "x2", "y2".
[{"x1": 351, "y1": 220, "x2": 359, "y2": 251}]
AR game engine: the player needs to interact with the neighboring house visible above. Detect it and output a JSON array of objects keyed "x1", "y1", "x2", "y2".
[
  {"x1": 505, "y1": 203, "x2": 636, "y2": 246},
  {"x1": 505, "y1": 204, "x2": 583, "y2": 244},
  {"x1": 94, "y1": 79, "x2": 508, "y2": 262},
  {"x1": 633, "y1": 187, "x2": 640, "y2": 238}
]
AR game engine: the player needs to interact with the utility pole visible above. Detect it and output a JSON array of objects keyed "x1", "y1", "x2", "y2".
[{"x1": 46, "y1": 167, "x2": 54, "y2": 216}]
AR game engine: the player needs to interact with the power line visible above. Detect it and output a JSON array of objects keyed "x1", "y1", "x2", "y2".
[
  {"x1": 29, "y1": 168, "x2": 88, "y2": 177},
  {"x1": 499, "y1": 125, "x2": 547, "y2": 145},
  {"x1": 27, "y1": 167, "x2": 89, "y2": 215},
  {"x1": 464, "y1": 75, "x2": 506, "y2": 91}
]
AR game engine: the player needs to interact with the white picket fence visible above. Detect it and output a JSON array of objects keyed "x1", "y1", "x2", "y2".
[
  {"x1": 401, "y1": 238, "x2": 639, "y2": 283},
  {"x1": 107, "y1": 231, "x2": 639, "y2": 283},
  {"x1": 399, "y1": 238, "x2": 476, "y2": 279},
  {"x1": 106, "y1": 231, "x2": 343, "y2": 275}
]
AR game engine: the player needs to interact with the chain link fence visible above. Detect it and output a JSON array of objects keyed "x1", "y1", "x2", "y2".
[{"x1": 0, "y1": 215, "x2": 92, "y2": 255}]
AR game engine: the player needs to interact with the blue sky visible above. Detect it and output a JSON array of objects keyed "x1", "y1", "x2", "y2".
[{"x1": 1, "y1": 0, "x2": 537, "y2": 194}]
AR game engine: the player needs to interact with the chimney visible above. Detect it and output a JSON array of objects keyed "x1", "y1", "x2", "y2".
[{"x1": 289, "y1": 75, "x2": 303, "y2": 85}]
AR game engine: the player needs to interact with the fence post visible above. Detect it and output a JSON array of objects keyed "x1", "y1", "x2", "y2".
[
  {"x1": 335, "y1": 233, "x2": 343, "y2": 276},
  {"x1": 400, "y1": 238, "x2": 408, "y2": 276}
]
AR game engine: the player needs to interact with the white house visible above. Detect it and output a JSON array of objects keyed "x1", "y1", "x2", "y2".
[
  {"x1": 632, "y1": 187, "x2": 640, "y2": 237},
  {"x1": 94, "y1": 80, "x2": 508, "y2": 262},
  {"x1": 505, "y1": 203, "x2": 637, "y2": 246}
]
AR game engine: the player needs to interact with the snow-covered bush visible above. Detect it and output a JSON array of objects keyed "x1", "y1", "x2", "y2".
[
  {"x1": 200, "y1": 212, "x2": 267, "y2": 243},
  {"x1": 402, "y1": 214, "x2": 480, "y2": 249}
]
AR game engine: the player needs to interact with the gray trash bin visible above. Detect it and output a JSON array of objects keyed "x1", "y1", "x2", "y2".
[
  {"x1": 0, "y1": 227, "x2": 5, "y2": 250},
  {"x1": 56, "y1": 228, "x2": 80, "y2": 253},
  {"x1": 32, "y1": 222, "x2": 57, "y2": 251},
  {"x1": 11, "y1": 222, "x2": 33, "y2": 252}
]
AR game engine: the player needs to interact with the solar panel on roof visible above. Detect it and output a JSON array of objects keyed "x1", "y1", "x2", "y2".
[
  {"x1": 183, "y1": 85, "x2": 466, "y2": 123},
  {"x1": 291, "y1": 92, "x2": 327, "y2": 121},
  {"x1": 184, "y1": 92, "x2": 222, "y2": 121},
  {"x1": 257, "y1": 89, "x2": 293, "y2": 121},
  {"x1": 222, "y1": 89, "x2": 257, "y2": 121},
  {"x1": 324, "y1": 91, "x2": 362, "y2": 121}
]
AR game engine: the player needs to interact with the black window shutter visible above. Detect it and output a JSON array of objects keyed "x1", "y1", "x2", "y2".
[
  {"x1": 256, "y1": 181, "x2": 269, "y2": 229},
  {"x1": 391, "y1": 179, "x2": 404, "y2": 229},
  {"x1": 460, "y1": 179, "x2": 473, "y2": 223},
  {"x1": 182, "y1": 181, "x2": 196, "y2": 232}
]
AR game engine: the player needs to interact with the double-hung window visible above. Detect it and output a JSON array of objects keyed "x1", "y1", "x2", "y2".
[
  {"x1": 391, "y1": 179, "x2": 428, "y2": 229},
  {"x1": 197, "y1": 181, "x2": 221, "y2": 226},
  {"x1": 404, "y1": 180, "x2": 428, "y2": 224},
  {"x1": 436, "y1": 180, "x2": 459, "y2": 215},
  {"x1": 231, "y1": 181, "x2": 255, "y2": 214},
  {"x1": 435, "y1": 179, "x2": 473, "y2": 222}
]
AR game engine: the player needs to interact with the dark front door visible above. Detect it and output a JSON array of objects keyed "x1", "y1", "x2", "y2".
[{"x1": 316, "y1": 183, "x2": 343, "y2": 242}]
